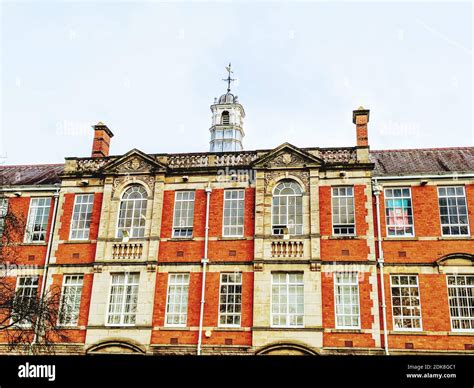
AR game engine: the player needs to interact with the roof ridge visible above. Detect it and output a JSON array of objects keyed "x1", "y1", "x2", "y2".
[
  {"x1": 370, "y1": 146, "x2": 474, "y2": 153},
  {"x1": 0, "y1": 163, "x2": 64, "y2": 168}
]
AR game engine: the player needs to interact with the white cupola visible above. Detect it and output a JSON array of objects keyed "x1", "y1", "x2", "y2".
[{"x1": 209, "y1": 64, "x2": 245, "y2": 152}]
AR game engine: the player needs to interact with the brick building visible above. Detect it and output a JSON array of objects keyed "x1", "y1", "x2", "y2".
[{"x1": 0, "y1": 80, "x2": 473, "y2": 355}]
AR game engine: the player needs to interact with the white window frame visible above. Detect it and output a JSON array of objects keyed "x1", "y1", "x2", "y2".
[
  {"x1": 0, "y1": 197, "x2": 8, "y2": 238},
  {"x1": 446, "y1": 274, "x2": 474, "y2": 332},
  {"x1": 331, "y1": 186, "x2": 356, "y2": 236},
  {"x1": 384, "y1": 187, "x2": 415, "y2": 237},
  {"x1": 218, "y1": 272, "x2": 242, "y2": 328},
  {"x1": 222, "y1": 189, "x2": 245, "y2": 237},
  {"x1": 58, "y1": 274, "x2": 84, "y2": 327},
  {"x1": 24, "y1": 197, "x2": 51, "y2": 243},
  {"x1": 270, "y1": 273, "x2": 304, "y2": 328},
  {"x1": 334, "y1": 272, "x2": 361, "y2": 329},
  {"x1": 437, "y1": 186, "x2": 470, "y2": 237},
  {"x1": 271, "y1": 180, "x2": 303, "y2": 236},
  {"x1": 172, "y1": 191, "x2": 195, "y2": 238},
  {"x1": 12, "y1": 276, "x2": 39, "y2": 327},
  {"x1": 164, "y1": 273, "x2": 190, "y2": 327},
  {"x1": 390, "y1": 275, "x2": 423, "y2": 331},
  {"x1": 106, "y1": 272, "x2": 140, "y2": 327},
  {"x1": 69, "y1": 194, "x2": 95, "y2": 241},
  {"x1": 116, "y1": 185, "x2": 148, "y2": 239}
]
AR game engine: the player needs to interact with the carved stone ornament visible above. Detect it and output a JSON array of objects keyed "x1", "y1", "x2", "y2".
[
  {"x1": 112, "y1": 175, "x2": 155, "y2": 196},
  {"x1": 253, "y1": 262, "x2": 264, "y2": 272},
  {"x1": 113, "y1": 156, "x2": 153, "y2": 173},
  {"x1": 270, "y1": 151, "x2": 306, "y2": 167},
  {"x1": 264, "y1": 170, "x2": 310, "y2": 192}
]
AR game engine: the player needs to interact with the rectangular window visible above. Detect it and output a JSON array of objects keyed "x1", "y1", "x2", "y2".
[
  {"x1": 384, "y1": 188, "x2": 414, "y2": 237},
  {"x1": 219, "y1": 273, "x2": 242, "y2": 327},
  {"x1": 107, "y1": 273, "x2": 139, "y2": 326},
  {"x1": 165, "y1": 273, "x2": 189, "y2": 327},
  {"x1": 0, "y1": 197, "x2": 8, "y2": 239},
  {"x1": 390, "y1": 275, "x2": 422, "y2": 331},
  {"x1": 332, "y1": 187, "x2": 355, "y2": 235},
  {"x1": 172, "y1": 191, "x2": 195, "y2": 238},
  {"x1": 447, "y1": 275, "x2": 474, "y2": 332},
  {"x1": 223, "y1": 190, "x2": 245, "y2": 237},
  {"x1": 334, "y1": 272, "x2": 360, "y2": 328},
  {"x1": 69, "y1": 194, "x2": 94, "y2": 240},
  {"x1": 59, "y1": 275, "x2": 84, "y2": 326},
  {"x1": 12, "y1": 276, "x2": 39, "y2": 326},
  {"x1": 438, "y1": 186, "x2": 470, "y2": 236},
  {"x1": 25, "y1": 197, "x2": 51, "y2": 242},
  {"x1": 271, "y1": 273, "x2": 304, "y2": 327}
]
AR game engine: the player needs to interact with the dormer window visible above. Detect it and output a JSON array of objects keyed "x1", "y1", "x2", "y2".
[{"x1": 221, "y1": 111, "x2": 230, "y2": 125}]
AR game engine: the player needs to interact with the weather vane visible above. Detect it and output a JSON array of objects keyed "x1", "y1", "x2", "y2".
[{"x1": 223, "y1": 63, "x2": 236, "y2": 92}]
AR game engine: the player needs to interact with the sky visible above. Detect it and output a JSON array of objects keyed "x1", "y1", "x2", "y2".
[{"x1": 1, "y1": 1, "x2": 473, "y2": 165}]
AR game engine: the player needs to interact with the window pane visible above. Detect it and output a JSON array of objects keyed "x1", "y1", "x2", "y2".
[
  {"x1": 271, "y1": 273, "x2": 304, "y2": 327},
  {"x1": 390, "y1": 275, "x2": 422, "y2": 330},
  {"x1": 219, "y1": 273, "x2": 242, "y2": 327},
  {"x1": 438, "y1": 187, "x2": 470, "y2": 236},
  {"x1": 385, "y1": 188, "x2": 414, "y2": 237}
]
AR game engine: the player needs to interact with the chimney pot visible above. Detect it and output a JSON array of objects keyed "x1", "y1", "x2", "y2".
[{"x1": 91, "y1": 122, "x2": 114, "y2": 158}]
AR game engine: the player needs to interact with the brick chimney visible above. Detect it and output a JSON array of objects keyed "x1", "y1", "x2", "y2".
[
  {"x1": 91, "y1": 122, "x2": 114, "y2": 158},
  {"x1": 352, "y1": 107, "x2": 370, "y2": 147}
]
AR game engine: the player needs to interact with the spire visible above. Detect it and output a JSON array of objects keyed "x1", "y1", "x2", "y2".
[{"x1": 222, "y1": 63, "x2": 236, "y2": 93}]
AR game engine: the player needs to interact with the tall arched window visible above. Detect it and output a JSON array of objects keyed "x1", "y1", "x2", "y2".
[
  {"x1": 272, "y1": 180, "x2": 303, "y2": 235},
  {"x1": 117, "y1": 185, "x2": 147, "y2": 238},
  {"x1": 221, "y1": 111, "x2": 230, "y2": 125}
]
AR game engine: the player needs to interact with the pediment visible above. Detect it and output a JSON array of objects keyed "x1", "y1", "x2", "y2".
[
  {"x1": 102, "y1": 149, "x2": 166, "y2": 175},
  {"x1": 251, "y1": 143, "x2": 324, "y2": 169},
  {"x1": 436, "y1": 253, "x2": 474, "y2": 267}
]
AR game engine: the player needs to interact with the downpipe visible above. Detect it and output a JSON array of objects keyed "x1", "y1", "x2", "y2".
[
  {"x1": 197, "y1": 185, "x2": 212, "y2": 355},
  {"x1": 32, "y1": 184, "x2": 60, "y2": 348},
  {"x1": 372, "y1": 179, "x2": 389, "y2": 355}
]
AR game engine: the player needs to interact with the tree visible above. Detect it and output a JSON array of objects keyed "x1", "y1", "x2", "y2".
[{"x1": 0, "y1": 197, "x2": 69, "y2": 354}]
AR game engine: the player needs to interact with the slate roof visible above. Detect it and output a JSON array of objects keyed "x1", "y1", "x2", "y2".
[
  {"x1": 0, "y1": 164, "x2": 64, "y2": 186},
  {"x1": 370, "y1": 147, "x2": 474, "y2": 176}
]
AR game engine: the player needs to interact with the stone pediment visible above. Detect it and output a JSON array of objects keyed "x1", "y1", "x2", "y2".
[
  {"x1": 102, "y1": 149, "x2": 166, "y2": 175},
  {"x1": 251, "y1": 143, "x2": 324, "y2": 169}
]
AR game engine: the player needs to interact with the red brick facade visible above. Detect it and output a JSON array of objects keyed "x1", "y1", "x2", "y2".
[{"x1": 1, "y1": 115, "x2": 473, "y2": 356}]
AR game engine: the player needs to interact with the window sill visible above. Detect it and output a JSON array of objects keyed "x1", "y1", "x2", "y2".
[
  {"x1": 448, "y1": 331, "x2": 474, "y2": 336},
  {"x1": 389, "y1": 330, "x2": 425, "y2": 335},
  {"x1": 383, "y1": 237, "x2": 418, "y2": 241},
  {"x1": 64, "y1": 240, "x2": 94, "y2": 244},
  {"x1": 328, "y1": 328, "x2": 363, "y2": 333},
  {"x1": 20, "y1": 242, "x2": 47, "y2": 246},
  {"x1": 168, "y1": 237, "x2": 195, "y2": 242},
  {"x1": 218, "y1": 236, "x2": 246, "y2": 241},
  {"x1": 328, "y1": 235, "x2": 359, "y2": 240},
  {"x1": 437, "y1": 236, "x2": 472, "y2": 241},
  {"x1": 161, "y1": 326, "x2": 190, "y2": 331},
  {"x1": 270, "y1": 235, "x2": 305, "y2": 240}
]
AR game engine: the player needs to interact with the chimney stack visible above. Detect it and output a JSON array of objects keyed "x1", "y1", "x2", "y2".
[
  {"x1": 91, "y1": 122, "x2": 114, "y2": 158},
  {"x1": 352, "y1": 107, "x2": 370, "y2": 148}
]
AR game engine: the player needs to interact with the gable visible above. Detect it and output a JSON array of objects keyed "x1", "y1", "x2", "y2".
[
  {"x1": 251, "y1": 143, "x2": 324, "y2": 169},
  {"x1": 101, "y1": 149, "x2": 167, "y2": 175}
]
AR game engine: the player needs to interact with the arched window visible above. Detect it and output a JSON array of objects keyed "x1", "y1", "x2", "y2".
[
  {"x1": 117, "y1": 185, "x2": 147, "y2": 238},
  {"x1": 221, "y1": 111, "x2": 230, "y2": 125},
  {"x1": 272, "y1": 180, "x2": 303, "y2": 235}
]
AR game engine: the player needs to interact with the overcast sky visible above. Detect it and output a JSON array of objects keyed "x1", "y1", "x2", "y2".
[{"x1": 1, "y1": 1, "x2": 472, "y2": 165}]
